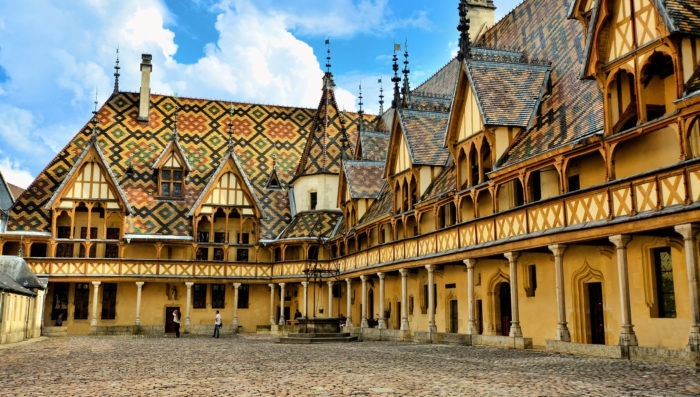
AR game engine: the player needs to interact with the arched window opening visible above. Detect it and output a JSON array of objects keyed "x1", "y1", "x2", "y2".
[
  {"x1": 608, "y1": 70, "x2": 638, "y2": 134},
  {"x1": 469, "y1": 144, "x2": 479, "y2": 186},
  {"x1": 689, "y1": 117, "x2": 700, "y2": 158},
  {"x1": 458, "y1": 148, "x2": 469, "y2": 189},
  {"x1": 480, "y1": 141, "x2": 492, "y2": 183},
  {"x1": 641, "y1": 52, "x2": 675, "y2": 121}
]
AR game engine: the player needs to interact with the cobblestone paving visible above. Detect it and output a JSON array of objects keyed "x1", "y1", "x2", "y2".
[{"x1": 1, "y1": 335, "x2": 699, "y2": 396}]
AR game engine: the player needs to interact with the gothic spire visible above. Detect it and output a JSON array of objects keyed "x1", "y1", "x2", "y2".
[
  {"x1": 378, "y1": 78, "x2": 384, "y2": 115},
  {"x1": 402, "y1": 40, "x2": 411, "y2": 108},
  {"x1": 113, "y1": 47, "x2": 121, "y2": 94},
  {"x1": 391, "y1": 44, "x2": 401, "y2": 109},
  {"x1": 325, "y1": 38, "x2": 332, "y2": 75},
  {"x1": 358, "y1": 83, "x2": 364, "y2": 134},
  {"x1": 91, "y1": 89, "x2": 99, "y2": 144},
  {"x1": 457, "y1": 0, "x2": 472, "y2": 61}
]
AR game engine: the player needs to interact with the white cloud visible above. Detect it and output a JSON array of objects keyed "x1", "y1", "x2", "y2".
[{"x1": 0, "y1": 157, "x2": 34, "y2": 189}]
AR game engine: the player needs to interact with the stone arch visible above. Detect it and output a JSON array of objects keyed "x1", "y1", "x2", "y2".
[
  {"x1": 486, "y1": 268, "x2": 510, "y2": 335},
  {"x1": 570, "y1": 260, "x2": 605, "y2": 344}
]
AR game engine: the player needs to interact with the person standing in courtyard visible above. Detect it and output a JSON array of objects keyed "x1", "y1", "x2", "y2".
[
  {"x1": 213, "y1": 310, "x2": 221, "y2": 338},
  {"x1": 173, "y1": 309, "x2": 181, "y2": 338}
]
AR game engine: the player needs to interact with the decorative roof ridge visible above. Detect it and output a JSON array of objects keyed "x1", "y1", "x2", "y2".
[
  {"x1": 344, "y1": 160, "x2": 384, "y2": 167},
  {"x1": 469, "y1": 59, "x2": 552, "y2": 71},
  {"x1": 409, "y1": 93, "x2": 453, "y2": 103},
  {"x1": 399, "y1": 108, "x2": 451, "y2": 118},
  {"x1": 360, "y1": 130, "x2": 389, "y2": 136},
  {"x1": 470, "y1": 47, "x2": 552, "y2": 67}
]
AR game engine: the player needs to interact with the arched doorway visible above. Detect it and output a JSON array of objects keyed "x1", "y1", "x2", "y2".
[
  {"x1": 497, "y1": 282, "x2": 511, "y2": 336},
  {"x1": 368, "y1": 288, "x2": 375, "y2": 324}
]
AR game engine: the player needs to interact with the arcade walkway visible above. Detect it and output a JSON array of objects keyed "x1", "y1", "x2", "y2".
[{"x1": 1, "y1": 335, "x2": 698, "y2": 396}]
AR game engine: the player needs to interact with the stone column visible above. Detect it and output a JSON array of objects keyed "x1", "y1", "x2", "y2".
[
  {"x1": 399, "y1": 269, "x2": 409, "y2": 331},
  {"x1": 90, "y1": 281, "x2": 101, "y2": 326},
  {"x1": 302, "y1": 281, "x2": 309, "y2": 317},
  {"x1": 327, "y1": 280, "x2": 334, "y2": 318},
  {"x1": 504, "y1": 253, "x2": 522, "y2": 337},
  {"x1": 675, "y1": 224, "x2": 700, "y2": 351},
  {"x1": 268, "y1": 283, "x2": 275, "y2": 326},
  {"x1": 232, "y1": 283, "x2": 241, "y2": 329},
  {"x1": 135, "y1": 282, "x2": 144, "y2": 326},
  {"x1": 609, "y1": 235, "x2": 637, "y2": 346},
  {"x1": 426, "y1": 265, "x2": 437, "y2": 334},
  {"x1": 377, "y1": 272, "x2": 386, "y2": 329},
  {"x1": 548, "y1": 244, "x2": 571, "y2": 341},
  {"x1": 278, "y1": 283, "x2": 286, "y2": 326},
  {"x1": 345, "y1": 278, "x2": 352, "y2": 327},
  {"x1": 464, "y1": 259, "x2": 477, "y2": 335},
  {"x1": 360, "y1": 275, "x2": 368, "y2": 328},
  {"x1": 185, "y1": 282, "x2": 193, "y2": 327}
]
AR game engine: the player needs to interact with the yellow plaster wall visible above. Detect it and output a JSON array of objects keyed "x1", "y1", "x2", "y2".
[
  {"x1": 614, "y1": 126, "x2": 680, "y2": 178},
  {"x1": 516, "y1": 253, "x2": 558, "y2": 347}
]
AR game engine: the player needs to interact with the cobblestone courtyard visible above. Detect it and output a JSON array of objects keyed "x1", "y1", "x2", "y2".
[{"x1": 1, "y1": 335, "x2": 699, "y2": 396}]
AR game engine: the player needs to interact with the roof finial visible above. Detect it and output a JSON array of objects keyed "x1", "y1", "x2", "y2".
[
  {"x1": 378, "y1": 78, "x2": 384, "y2": 115},
  {"x1": 228, "y1": 103, "x2": 235, "y2": 153},
  {"x1": 91, "y1": 89, "x2": 99, "y2": 144},
  {"x1": 358, "y1": 83, "x2": 364, "y2": 134},
  {"x1": 402, "y1": 40, "x2": 411, "y2": 108},
  {"x1": 113, "y1": 46, "x2": 121, "y2": 94},
  {"x1": 457, "y1": 0, "x2": 472, "y2": 61},
  {"x1": 325, "y1": 38, "x2": 331, "y2": 75},
  {"x1": 391, "y1": 43, "x2": 401, "y2": 109}
]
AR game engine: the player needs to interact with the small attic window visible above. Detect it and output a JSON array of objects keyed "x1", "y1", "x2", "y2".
[{"x1": 160, "y1": 167, "x2": 184, "y2": 198}]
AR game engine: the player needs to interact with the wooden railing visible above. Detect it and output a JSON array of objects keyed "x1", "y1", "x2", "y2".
[{"x1": 26, "y1": 162, "x2": 700, "y2": 278}]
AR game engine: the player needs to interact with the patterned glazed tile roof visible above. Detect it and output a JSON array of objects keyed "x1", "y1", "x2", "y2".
[
  {"x1": 467, "y1": 54, "x2": 550, "y2": 127},
  {"x1": 685, "y1": 66, "x2": 700, "y2": 95},
  {"x1": 278, "y1": 210, "x2": 342, "y2": 240},
  {"x1": 342, "y1": 161, "x2": 385, "y2": 199},
  {"x1": 294, "y1": 74, "x2": 355, "y2": 180},
  {"x1": 663, "y1": 0, "x2": 700, "y2": 35},
  {"x1": 413, "y1": 58, "x2": 461, "y2": 98},
  {"x1": 406, "y1": 95, "x2": 452, "y2": 113},
  {"x1": 357, "y1": 182, "x2": 392, "y2": 227},
  {"x1": 8, "y1": 92, "x2": 372, "y2": 241},
  {"x1": 398, "y1": 109, "x2": 451, "y2": 166},
  {"x1": 422, "y1": 163, "x2": 456, "y2": 203},
  {"x1": 358, "y1": 130, "x2": 389, "y2": 162},
  {"x1": 477, "y1": 0, "x2": 604, "y2": 168}
]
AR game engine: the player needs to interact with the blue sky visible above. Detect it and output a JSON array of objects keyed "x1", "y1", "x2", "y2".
[{"x1": 0, "y1": 0, "x2": 521, "y2": 188}]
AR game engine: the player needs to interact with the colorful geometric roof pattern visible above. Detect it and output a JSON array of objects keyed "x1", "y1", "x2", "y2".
[
  {"x1": 342, "y1": 161, "x2": 385, "y2": 199},
  {"x1": 357, "y1": 130, "x2": 390, "y2": 162},
  {"x1": 278, "y1": 210, "x2": 342, "y2": 240},
  {"x1": 467, "y1": 51, "x2": 550, "y2": 127},
  {"x1": 398, "y1": 109, "x2": 451, "y2": 166},
  {"x1": 7, "y1": 91, "x2": 371, "y2": 241},
  {"x1": 477, "y1": 0, "x2": 604, "y2": 168},
  {"x1": 357, "y1": 183, "x2": 392, "y2": 227},
  {"x1": 659, "y1": 0, "x2": 700, "y2": 36},
  {"x1": 294, "y1": 74, "x2": 355, "y2": 180},
  {"x1": 413, "y1": 58, "x2": 461, "y2": 98},
  {"x1": 422, "y1": 163, "x2": 456, "y2": 203}
]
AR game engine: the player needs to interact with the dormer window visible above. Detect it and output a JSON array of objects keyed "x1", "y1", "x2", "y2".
[{"x1": 160, "y1": 167, "x2": 184, "y2": 198}]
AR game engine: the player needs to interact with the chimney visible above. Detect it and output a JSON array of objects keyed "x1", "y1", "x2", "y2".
[{"x1": 138, "y1": 54, "x2": 152, "y2": 122}]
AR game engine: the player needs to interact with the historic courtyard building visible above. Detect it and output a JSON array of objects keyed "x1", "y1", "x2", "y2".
[{"x1": 1, "y1": 0, "x2": 699, "y2": 364}]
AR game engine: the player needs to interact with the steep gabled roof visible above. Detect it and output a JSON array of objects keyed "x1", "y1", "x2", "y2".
[
  {"x1": 152, "y1": 132, "x2": 193, "y2": 172},
  {"x1": 422, "y1": 162, "x2": 456, "y2": 203},
  {"x1": 293, "y1": 74, "x2": 352, "y2": 180},
  {"x1": 0, "y1": 171, "x2": 13, "y2": 213},
  {"x1": 357, "y1": 182, "x2": 392, "y2": 227},
  {"x1": 44, "y1": 133, "x2": 132, "y2": 214},
  {"x1": 397, "y1": 108, "x2": 451, "y2": 166},
  {"x1": 357, "y1": 130, "x2": 390, "y2": 162},
  {"x1": 656, "y1": 0, "x2": 700, "y2": 36},
  {"x1": 342, "y1": 161, "x2": 385, "y2": 199},
  {"x1": 467, "y1": 48, "x2": 551, "y2": 127},
  {"x1": 476, "y1": 0, "x2": 603, "y2": 168},
  {"x1": 685, "y1": 66, "x2": 700, "y2": 95},
  {"x1": 0, "y1": 256, "x2": 45, "y2": 296},
  {"x1": 188, "y1": 150, "x2": 263, "y2": 218},
  {"x1": 413, "y1": 58, "x2": 461, "y2": 98}
]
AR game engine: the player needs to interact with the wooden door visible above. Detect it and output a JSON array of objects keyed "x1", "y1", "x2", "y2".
[
  {"x1": 165, "y1": 307, "x2": 179, "y2": 333},
  {"x1": 449, "y1": 300, "x2": 458, "y2": 333},
  {"x1": 499, "y1": 283, "x2": 511, "y2": 336}
]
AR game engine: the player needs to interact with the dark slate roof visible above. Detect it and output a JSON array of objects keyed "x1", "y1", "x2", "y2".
[
  {"x1": 7, "y1": 93, "x2": 374, "y2": 241},
  {"x1": 662, "y1": 0, "x2": 700, "y2": 36},
  {"x1": 278, "y1": 211, "x2": 342, "y2": 240},
  {"x1": 422, "y1": 163, "x2": 456, "y2": 202},
  {"x1": 358, "y1": 130, "x2": 390, "y2": 162},
  {"x1": 343, "y1": 161, "x2": 385, "y2": 199},
  {"x1": 477, "y1": 0, "x2": 604, "y2": 168},
  {"x1": 357, "y1": 183, "x2": 392, "y2": 227},
  {"x1": 0, "y1": 256, "x2": 45, "y2": 296},
  {"x1": 0, "y1": 172, "x2": 13, "y2": 212},
  {"x1": 398, "y1": 109, "x2": 451, "y2": 166},
  {"x1": 468, "y1": 49, "x2": 551, "y2": 127},
  {"x1": 413, "y1": 58, "x2": 461, "y2": 98}
]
